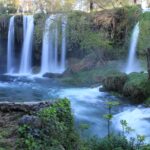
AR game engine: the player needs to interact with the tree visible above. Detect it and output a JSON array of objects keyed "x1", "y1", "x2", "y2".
[
  {"x1": 34, "y1": 0, "x2": 76, "y2": 13},
  {"x1": 83, "y1": 0, "x2": 130, "y2": 11},
  {"x1": 103, "y1": 101, "x2": 119, "y2": 139}
]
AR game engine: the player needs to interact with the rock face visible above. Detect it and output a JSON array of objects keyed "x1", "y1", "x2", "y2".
[
  {"x1": 102, "y1": 72, "x2": 150, "y2": 103},
  {"x1": 0, "y1": 101, "x2": 52, "y2": 113}
]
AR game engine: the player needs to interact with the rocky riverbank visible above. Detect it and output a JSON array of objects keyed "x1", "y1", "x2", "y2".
[
  {"x1": 0, "y1": 101, "x2": 52, "y2": 150},
  {"x1": 102, "y1": 72, "x2": 150, "y2": 104}
]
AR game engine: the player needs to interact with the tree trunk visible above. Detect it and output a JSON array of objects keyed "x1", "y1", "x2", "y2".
[
  {"x1": 146, "y1": 48, "x2": 150, "y2": 79},
  {"x1": 90, "y1": 0, "x2": 94, "y2": 12}
]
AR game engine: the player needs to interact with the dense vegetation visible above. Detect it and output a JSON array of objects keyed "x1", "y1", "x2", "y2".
[
  {"x1": 138, "y1": 12, "x2": 150, "y2": 56},
  {"x1": 16, "y1": 99, "x2": 150, "y2": 150},
  {"x1": 66, "y1": 6, "x2": 141, "y2": 59},
  {"x1": 102, "y1": 72, "x2": 150, "y2": 103}
]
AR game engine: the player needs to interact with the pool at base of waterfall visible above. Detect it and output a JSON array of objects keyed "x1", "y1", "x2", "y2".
[{"x1": 0, "y1": 75, "x2": 150, "y2": 142}]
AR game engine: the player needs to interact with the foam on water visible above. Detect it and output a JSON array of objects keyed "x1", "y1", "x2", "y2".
[
  {"x1": 58, "y1": 87, "x2": 105, "y2": 103},
  {"x1": 113, "y1": 106, "x2": 150, "y2": 142}
]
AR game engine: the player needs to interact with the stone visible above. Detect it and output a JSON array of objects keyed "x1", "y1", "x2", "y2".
[
  {"x1": 102, "y1": 72, "x2": 128, "y2": 92},
  {"x1": 18, "y1": 115, "x2": 41, "y2": 128},
  {"x1": 43, "y1": 73, "x2": 63, "y2": 78},
  {"x1": 0, "y1": 101, "x2": 52, "y2": 113}
]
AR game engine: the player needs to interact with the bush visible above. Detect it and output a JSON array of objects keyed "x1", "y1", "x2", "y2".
[
  {"x1": 123, "y1": 73, "x2": 150, "y2": 103},
  {"x1": 67, "y1": 6, "x2": 140, "y2": 59},
  {"x1": 138, "y1": 12, "x2": 150, "y2": 55},
  {"x1": 17, "y1": 99, "x2": 81, "y2": 150},
  {"x1": 103, "y1": 72, "x2": 128, "y2": 92}
]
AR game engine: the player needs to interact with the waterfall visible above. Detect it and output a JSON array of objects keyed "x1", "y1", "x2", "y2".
[
  {"x1": 7, "y1": 16, "x2": 15, "y2": 74},
  {"x1": 142, "y1": 0, "x2": 148, "y2": 9},
  {"x1": 125, "y1": 23, "x2": 141, "y2": 74},
  {"x1": 40, "y1": 15, "x2": 67, "y2": 75},
  {"x1": 19, "y1": 16, "x2": 34, "y2": 75},
  {"x1": 40, "y1": 15, "x2": 55, "y2": 74},
  {"x1": 60, "y1": 16, "x2": 67, "y2": 73}
]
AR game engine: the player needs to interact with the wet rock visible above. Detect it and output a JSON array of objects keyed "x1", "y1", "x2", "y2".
[
  {"x1": 102, "y1": 72, "x2": 128, "y2": 92},
  {"x1": 0, "y1": 101, "x2": 52, "y2": 113},
  {"x1": 18, "y1": 115, "x2": 41, "y2": 128},
  {"x1": 43, "y1": 73, "x2": 63, "y2": 78}
]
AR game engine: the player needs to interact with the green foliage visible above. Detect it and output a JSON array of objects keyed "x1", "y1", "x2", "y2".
[
  {"x1": 112, "y1": 6, "x2": 141, "y2": 47},
  {"x1": 104, "y1": 101, "x2": 119, "y2": 138},
  {"x1": 34, "y1": 13, "x2": 46, "y2": 51},
  {"x1": 61, "y1": 61, "x2": 123, "y2": 86},
  {"x1": 67, "y1": 11, "x2": 113, "y2": 58},
  {"x1": 120, "y1": 120, "x2": 134, "y2": 136},
  {"x1": 66, "y1": 6, "x2": 140, "y2": 60},
  {"x1": 17, "y1": 99, "x2": 80, "y2": 150},
  {"x1": 88, "y1": 135, "x2": 134, "y2": 150},
  {"x1": 106, "y1": 101, "x2": 120, "y2": 108},
  {"x1": 123, "y1": 73, "x2": 150, "y2": 102},
  {"x1": 0, "y1": 2, "x2": 17, "y2": 14},
  {"x1": 144, "y1": 97, "x2": 150, "y2": 107},
  {"x1": 139, "y1": 12, "x2": 150, "y2": 55},
  {"x1": 103, "y1": 72, "x2": 128, "y2": 93},
  {"x1": 102, "y1": 72, "x2": 150, "y2": 103}
]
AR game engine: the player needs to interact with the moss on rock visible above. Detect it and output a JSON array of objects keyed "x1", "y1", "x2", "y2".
[
  {"x1": 102, "y1": 72, "x2": 127, "y2": 93},
  {"x1": 123, "y1": 73, "x2": 150, "y2": 103},
  {"x1": 103, "y1": 72, "x2": 150, "y2": 103}
]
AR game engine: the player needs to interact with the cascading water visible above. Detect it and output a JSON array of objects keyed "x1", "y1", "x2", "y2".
[
  {"x1": 40, "y1": 15, "x2": 55, "y2": 74},
  {"x1": 7, "y1": 16, "x2": 15, "y2": 74},
  {"x1": 125, "y1": 23, "x2": 141, "y2": 74},
  {"x1": 19, "y1": 16, "x2": 34, "y2": 75},
  {"x1": 142, "y1": 0, "x2": 148, "y2": 9},
  {"x1": 40, "y1": 15, "x2": 67, "y2": 75},
  {"x1": 60, "y1": 16, "x2": 67, "y2": 73}
]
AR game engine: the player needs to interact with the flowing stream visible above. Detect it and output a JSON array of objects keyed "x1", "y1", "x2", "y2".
[{"x1": 0, "y1": 76, "x2": 149, "y2": 141}]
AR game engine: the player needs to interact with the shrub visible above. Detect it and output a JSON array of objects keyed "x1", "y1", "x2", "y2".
[
  {"x1": 123, "y1": 73, "x2": 150, "y2": 103},
  {"x1": 17, "y1": 99, "x2": 81, "y2": 150},
  {"x1": 102, "y1": 72, "x2": 128, "y2": 93}
]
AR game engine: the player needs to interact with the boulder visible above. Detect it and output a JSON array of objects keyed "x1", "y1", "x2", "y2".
[
  {"x1": 102, "y1": 72, "x2": 128, "y2": 93},
  {"x1": 18, "y1": 115, "x2": 41, "y2": 128},
  {"x1": 43, "y1": 73, "x2": 63, "y2": 78},
  {"x1": 0, "y1": 101, "x2": 52, "y2": 113},
  {"x1": 122, "y1": 73, "x2": 150, "y2": 103}
]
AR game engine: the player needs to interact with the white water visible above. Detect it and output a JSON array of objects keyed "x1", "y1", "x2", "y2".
[
  {"x1": 41, "y1": 15, "x2": 55, "y2": 74},
  {"x1": 113, "y1": 106, "x2": 150, "y2": 143},
  {"x1": 40, "y1": 15, "x2": 67, "y2": 75},
  {"x1": 19, "y1": 16, "x2": 34, "y2": 75},
  {"x1": 142, "y1": 0, "x2": 148, "y2": 9},
  {"x1": 60, "y1": 16, "x2": 67, "y2": 73},
  {"x1": 7, "y1": 16, "x2": 15, "y2": 74},
  {"x1": 125, "y1": 23, "x2": 141, "y2": 74},
  {"x1": 58, "y1": 87, "x2": 150, "y2": 141}
]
